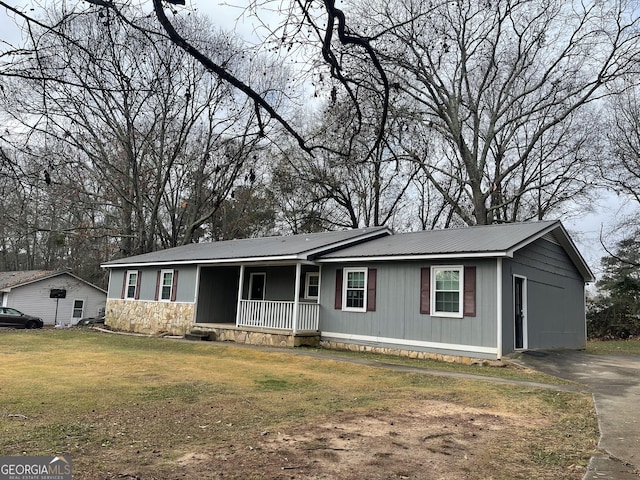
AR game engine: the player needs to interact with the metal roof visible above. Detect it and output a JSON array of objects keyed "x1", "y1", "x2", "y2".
[
  {"x1": 318, "y1": 220, "x2": 595, "y2": 282},
  {"x1": 101, "y1": 227, "x2": 392, "y2": 268},
  {"x1": 101, "y1": 221, "x2": 594, "y2": 283}
]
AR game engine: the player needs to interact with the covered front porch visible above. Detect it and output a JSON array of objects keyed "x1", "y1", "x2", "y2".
[{"x1": 194, "y1": 262, "x2": 321, "y2": 336}]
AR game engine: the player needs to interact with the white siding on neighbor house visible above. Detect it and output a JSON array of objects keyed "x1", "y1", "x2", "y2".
[{"x1": 6, "y1": 274, "x2": 107, "y2": 325}]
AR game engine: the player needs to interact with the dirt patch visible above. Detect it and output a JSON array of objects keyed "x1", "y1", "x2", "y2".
[{"x1": 98, "y1": 399, "x2": 572, "y2": 480}]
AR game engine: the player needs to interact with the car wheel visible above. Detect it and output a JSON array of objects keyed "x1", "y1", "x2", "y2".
[{"x1": 25, "y1": 321, "x2": 38, "y2": 329}]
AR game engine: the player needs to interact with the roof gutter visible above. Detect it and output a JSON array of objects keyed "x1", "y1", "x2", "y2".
[
  {"x1": 316, "y1": 251, "x2": 513, "y2": 263},
  {"x1": 101, "y1": 254, "x2": 311, "y2": 269}
]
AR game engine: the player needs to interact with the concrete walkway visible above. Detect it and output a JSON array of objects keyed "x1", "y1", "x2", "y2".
[{"x1": 511, "y1": 350, "x2": 640, "y2": 480}]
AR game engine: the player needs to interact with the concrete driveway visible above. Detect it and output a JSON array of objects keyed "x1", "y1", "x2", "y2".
[{"x1": 512, "y1": 350, "x2": 640, "y2": 479}]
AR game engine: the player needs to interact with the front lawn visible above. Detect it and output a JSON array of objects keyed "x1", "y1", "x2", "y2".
[
  {"x1": 0, "y1": 329, "x2": 597, "y2": 479},
  {"x1": 587, "y1": 337, "x2": 640, "y2": 356}
]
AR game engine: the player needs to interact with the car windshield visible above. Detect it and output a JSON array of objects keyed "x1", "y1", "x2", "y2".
[{"x1": 3, "y1": 308, "x2": 21, "y2": 316}]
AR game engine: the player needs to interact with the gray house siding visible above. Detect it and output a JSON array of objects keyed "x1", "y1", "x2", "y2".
[
  {"x1": 501, "y1": 238, "x2": 586, "y2": 354},
  {"x1": 243, "y1": 266, "x2": 295, "y2": 301},
  {"x1": 107, "y1": 266, "x2": 198, "y2": 302},
  {"x1": 196, "y1": 266, "x2": 239, "y2": 324},
  {"x1": 239, "y1": 265, "x2": 320, "y2": 301},
  {"x1": 319, "y1": 260, "x2": 499, "y2": 359}
]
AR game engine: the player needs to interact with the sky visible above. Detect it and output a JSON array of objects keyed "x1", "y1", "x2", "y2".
[{"x1": 0, "y1": 1, "x2": 632, "y2": 281}]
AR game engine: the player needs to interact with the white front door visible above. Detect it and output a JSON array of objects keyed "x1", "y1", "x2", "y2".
[{"x1": 72, "y1": 299, "x2": 85, "y2": 323}]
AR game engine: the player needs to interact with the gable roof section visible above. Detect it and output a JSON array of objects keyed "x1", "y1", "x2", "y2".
[
  {"x1": 318, "y1": 220, "x2": 595, "y2": 283},
  {"x1": 0, "y1": 270, "x2": 107, "y2": 293},
  {"x1": 101, "y1": 227, "x2": 392, "y2": 268}
]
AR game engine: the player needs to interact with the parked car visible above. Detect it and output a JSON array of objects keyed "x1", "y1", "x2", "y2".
[
  {"x1": 0, "y1": 307, "x2": 44, "y2": 329},
  {"x1": 76, "y1": 315, "x2": 105, "y2": 327}
]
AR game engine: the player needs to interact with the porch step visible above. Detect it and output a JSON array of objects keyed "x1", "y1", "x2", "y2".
[{"x1": 184, "y1": 331, "x2": 212, "y2": 341}]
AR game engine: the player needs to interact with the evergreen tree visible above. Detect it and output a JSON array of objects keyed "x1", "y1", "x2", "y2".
[{"x1": 588, "y1": 236, "x2": 640, "y2": 339}]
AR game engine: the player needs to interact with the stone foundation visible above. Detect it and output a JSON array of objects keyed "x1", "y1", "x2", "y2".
[
  {"x1": 105, "y1": 299, "x2": 195, "y2": 336},
  {"x1": 191, "y1": 324, "x2": 319, "y2": 348},
  {"x1": 319, "y1": 340, "x2": 502, "y2": 366}
]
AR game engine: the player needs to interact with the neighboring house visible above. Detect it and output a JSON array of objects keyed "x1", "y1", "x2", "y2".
[
  {"x1": 101, "y1": 221, "x2": 594, "y2": 361},
  {"x1": 0, "y1": 270, "x2": 107, "y2": 325}
]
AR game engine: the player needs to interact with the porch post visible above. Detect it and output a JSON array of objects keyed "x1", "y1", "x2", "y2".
[
  {"x1": 496, "y1": 258, "x2": 503, "y2": 360},
  {"x1": 292, "y1": 262, "x2": 302, "y2": 333},
  {"x1": 235, "y1": 265, "x2": 245, "y2": 327},
  {"x1": 317, "y1": 264, "x2": 322, "y2": 304}
]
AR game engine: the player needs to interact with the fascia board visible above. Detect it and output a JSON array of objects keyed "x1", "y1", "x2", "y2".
[
  {"x1": 504, "y1": 221, "x2": 562, "y2": 256},
  {"x1": 555, "y1": 223, "x2": 596, "y2": 282},
  {"x1": 316, "y1": 251, "x2": 511, "y2": 263},
  {"x1": 101, "y1": 254, "x2": 306, "y2": 269},
  {"x1": 64, "y1": 271, "x2": 108, "y2": 293},
  {"x1": 505, "y1": 221, "x2": 596, "y2": 283}
]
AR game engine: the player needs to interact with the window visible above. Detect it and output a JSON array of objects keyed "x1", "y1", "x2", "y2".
[
  {"x1": 72, "y1": 300, "x2": 84, "y2": 319},
  {"x1": 125, "y1": 271, "x2": 139, "y2": 299},
  {"x1": 305, "y1": 272, "x2": 320, "y2": 299},
  {"x1": 432, "y1": 266, "x2": 463, "y2": 318},
  {"x1": 160, "y1": 270, "x2": 174, "y2": 301},
  {"x1": 343, "y1": 268, "x2": 367, "y2": 312}
]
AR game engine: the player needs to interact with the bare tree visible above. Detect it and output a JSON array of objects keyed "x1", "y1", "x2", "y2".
[
  {"x1": 269, "y1": 92, "x2": 419, "y2": 230},
  {"x1": 364, "y1": 0, "x2": 640, "y2": 224},
  {"x1": 1, "y1": 0, "x2": 392, "y2": 162},
  {"x1": 1, "y1": 7, "x2": 278, "y2": 260},
  {"x1": 602, "y1": 84, "x2": 640, "y2": 208}
]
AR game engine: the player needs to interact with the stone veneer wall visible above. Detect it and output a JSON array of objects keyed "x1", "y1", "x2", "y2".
[
  {"x1": 318, "y1": 340, "x2": 503, "y2": 366},
  {"x1": 191, "y1": 324, "x2": 319, "y2": 348},
  {"x1": 106, "y1": 299, "x2": 195, "y2": 335}
]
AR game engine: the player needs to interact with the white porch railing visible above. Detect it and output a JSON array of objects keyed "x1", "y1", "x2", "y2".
[{"x1": 237, "y1": 300, "x2": 319, "y2": 331}]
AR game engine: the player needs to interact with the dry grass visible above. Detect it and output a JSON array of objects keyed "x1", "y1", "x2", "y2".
[
  {"x1": 587, "y1": 338, "x2": 640, "y2": 356},
  {"x1": 0, "y1": 329, "x2": 598, "y2": 479}
]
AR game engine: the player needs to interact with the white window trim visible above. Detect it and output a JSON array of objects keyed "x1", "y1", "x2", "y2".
[
  {"x1": 125, "y1": 270, "x2": 138, "y2": 299},
  {"x1": 160, "y1": 269, "x2": 174, "y2": 302},
  {"x1": 249, "y1": 272, "x2": 266, "y2": 300},
  {"x1": 304, "y1": 272, "x2": 320, "y2": 300},
  {"x1": 71, "y1": 299, "x2": 85, "y2": 320},
  {"x1": 431, "y1": 265, "x2": 464, "y2": 319},
  {"x1": 342, "y1": 267, "x2": 368, "y2": 313}
]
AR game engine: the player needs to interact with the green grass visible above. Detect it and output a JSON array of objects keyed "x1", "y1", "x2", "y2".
[
  {"x1": 0, "y1": 329, "x2": 597, "y2": 479},
  {"x1": 587, "y1": 338, "x2": 640, "y2": 355}
]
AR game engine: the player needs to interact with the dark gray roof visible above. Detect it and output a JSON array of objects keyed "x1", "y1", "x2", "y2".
[
  {"x1": 320, "y1": 221, "x2": 559, "y2": 257},
  {"x1": 101, "y1": 227, "x2": 391, "y2": 267},
  {"x1": 318, "y1": 220, "x2": 594, "y2": 282}
]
